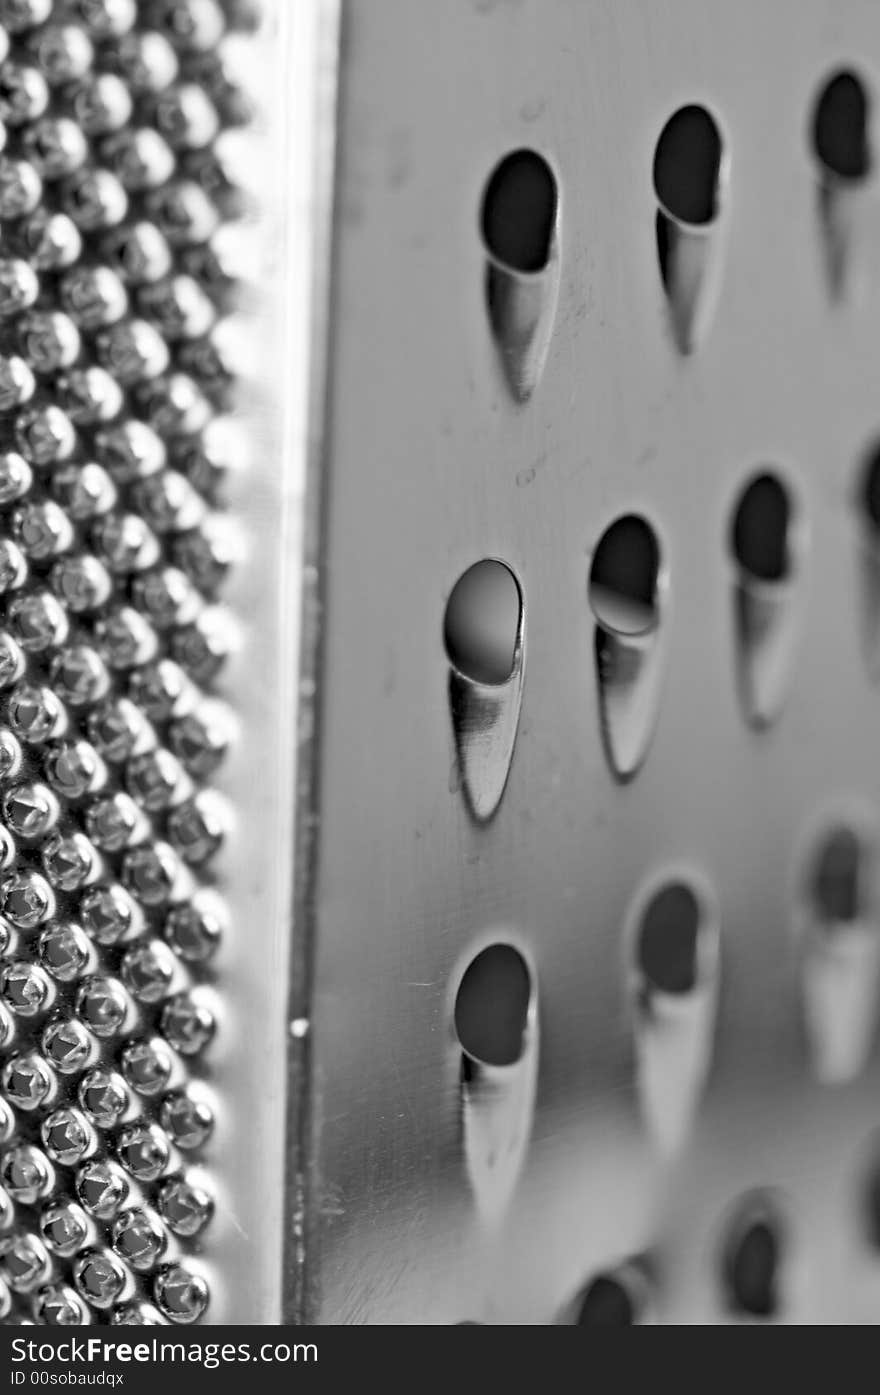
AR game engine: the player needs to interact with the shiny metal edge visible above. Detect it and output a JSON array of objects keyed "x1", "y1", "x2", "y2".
[{"x1": 281, "y1": 0, "x2": 343, "y2": 1326}]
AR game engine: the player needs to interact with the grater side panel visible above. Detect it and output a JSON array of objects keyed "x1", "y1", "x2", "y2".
[{"x1": 296, "y1": 0, "x2": 880, "y2": 1323}]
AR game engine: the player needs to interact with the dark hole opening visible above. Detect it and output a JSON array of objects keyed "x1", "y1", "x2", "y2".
[
  {"x1": 653, "y1": 104, "x2": 723, "y2": 226},
  {"x1": 588, "y1": 515, "x2": 660, "y2": 637},
  {"x1": 863, "y1": 1154, "x2": 880, "y2": 1249},
  {"x1": 812, "y1": 827, "x2": 864, "y2": 923},
  {"x1": 723, "y1": 1213, "x2": 781, "y2": 1319},
  {"x1": 813, "y1": 70, "x2": 871, "y2": 181},
  {"x1": 481, "y1": 149, "x2": 557, "y2": 274},
  {"x1": 638, "y1": 882, "x2": 701, "y2": 995},
  {"x1": 861, "y1": 446, "x2": 880, "y2": 532},
  {"x1": 454, "y1": 943, "x2": 531, "y2": 1068},
  {"x1": 444, "y1": 559, "x2": 521, "y2": 686},
  {"x1": 577, "y1": 1275, "x2": 635, "y2": 1326},
  {"x1": 731, "y1": 473, "x2": 791, "y2": 583}
]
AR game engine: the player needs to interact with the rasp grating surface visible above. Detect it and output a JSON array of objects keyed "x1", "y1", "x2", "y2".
[{"x1": 0, "y1": 0, "x2": 249, "y2": 1327}]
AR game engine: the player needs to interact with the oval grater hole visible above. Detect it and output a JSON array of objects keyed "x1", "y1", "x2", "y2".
[
  {"x1": 812, "y1": 69, "x2": 871, "y2": 181},
  {"x1": 454, "y1": 943, "x2": 532, "y2": 1068},
  {"x1": 721, "y1": 1197, "x2": 785, "y2": 1319},
  {"x1": 444, "y1": 559, "x2": 522, "y2": 686},
  {"x1": 653, "y1": 104, "x2": 724, "y2": 226},
  {"x1": 589, "y1": 515, "x2": 661, "y2": 638},
  {"x1": 574, "y1": 1267, "x2": 649, "y2": 1326},
  {"x1": 730, "y1": 472, "x2": 792, "y2": 583},
  {"x1": 638, "y1": 881, "x2": 702, "y2": 995},
  {"x1": 811, "y1": 826, "x2": 867, "y2": 924},
  {"x1": 481, "y1": 149, "x2": 557, "y2": 274},
  {"x1": 861, "y1": 1142, "x2": 880, "y2": 1249},
  {"x1": 860, "y1": 443, "x2": 880, "y2": 532}
]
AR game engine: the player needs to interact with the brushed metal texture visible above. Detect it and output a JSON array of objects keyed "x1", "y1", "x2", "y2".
[{"x1": 291, "y1": 0, "x2": 880, "y2": 1324}]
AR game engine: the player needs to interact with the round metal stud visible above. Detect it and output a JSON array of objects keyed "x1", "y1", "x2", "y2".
[
  {"x1": 0, "y1": 357, "x2": 36, "y2": 412},
  {"x1": 39, "y1": 1200, "x2": 90, "y2": 1258},
  {"x1": 85, "y1": 793, "x2": 145, "y2": 852},
  {"x1": 56, "y1": 367, "x2": 124, "y2": 426},
  {"x1": 27, "y1": 25, "x2": 93, "y2": 85},
  {"x1": 153, "y1": 1262, "x2": 208, "y2": 1325},
  {"x1": 0, "y1": 62, "x2": 49, "y2": 124},
  {"x1": 33, "y1": 1283, "x2": 88, "y2": 1326},
  {"x1": 87, "y1": 697, "x2": 154, "y2": 762},
  {"x1": 14, "y1": 403, "x2": 77, "y2": 466},
  {"x1": 0, "y1": 257, "x2": 39, "y2": 316},
  {"x1": 119, "y1": 1037, "x2": 173, "y2": 1096},
  {"x1": 0, "y1": 542, "x2": 28, "y2": 594},
  {"x1": 8, "y1": 589, "x2": 70, "y2": 648},
  {"x1": 0, "y1": 631, "x2": 25, "y2": 685},
  {"x1": 104, "y1": 30, "x2": 178, "y2": 94},
  {"x1": 2, "y1": 1051, "x2": 54, "y2": 1110},
  {"x1": 42, "y1": 1018, "x2": 93, "y2": 1075},
  {"x1": 138, "y1": 272, "x2": 215, "y2": 339},
  {"x1": 121, "y1": 941, "x2": 177, "y2": 1003},
  {"x1": 50, "y1": 555, "x2": 113, "y2": 613},
  {"x1": 4, "y1": 781, "x2": 59, "y2": 838},
  {"x1": 17, "y1": 208, "x2": 82, "y2": 270},
  {"x1": 0, "y1": 959, "x2": 53, "y2": 1016},
  {"x1": 126, "y1": 747, "x2": 190, "y2": 812},
  {"x1": 49, "y1": 646, "x2": 111, "y2": 708},
  {"x1": 0, "y1": 732, "x2": 22, "y2": 782},
  {"x1": 0, "y1": 156, "x2": 42, "y2": 218},
  {"x1": 92, "y1": 512, "x2": 161, "y2": 574},
  {"x1": 128, "y1": 659, "x2": 194, "y2": 722},
  {"x1": 72, "y1": 73, "x2": 133, "y2": 135},
  {"x1": 159, "y1": 1089, "x2": 213, "y2": 1150},
  {"x1": 50, "y1": 463, "x2": 117, "y2": 521},
  {"x1": 116, "y1": 1121, "x2": 170, "y2": 1182},
  {"x1": 11, "y1": 501, "x2": 73, "y2": 562},
  {"x1": 75, "y1": 1160, "x2": 128, "y2": 1219},
  {"x1": 0, "y1": 872, "x2": 54, "y2": 930},
  {"x1": 158, "y1": 1175, "x2": 212, "y2": 1237},
  {"x1": 163, "y1": 896, "x2": 222, "y2": 963},
  {"x1": 167, "y1": 791, "x2": 227, "y2": 865},
  {"x1": 42, "y1": 832, "x2": 102, "y2": 892},
  {"x1": 131, "y1": 566, "x2": 201, "y2": 629},
  {"x1": 59, "y1": 265, "x2": 128, "y2": 330},
  {"x1": 7, "y1": 683, "x2": 67, "y2": 744},
  {"x1": 122, "y1": 842, "x2": 185, "y2": 907},
  {"x1": 75, "y1": 976, "x2": 131, "y2": 1039},
  {"x1": 2, "y1": 1232, "x2": 51, "y2": 1294},
  {"x1": 22, "y1": 117, "x2": 88, "y2": 179},
  {"x1": 160, "y1": 993, "x2": 214, "y2": 1056},
  {"x1": 0, "y1": 451, "x2": 33, "y2": 505},
  {"x1": 62, "y1": 167, "x2": 128, "y2": 232},
  {"x1": 78, "y1": 1068, "x2": 129, "y2": 1129},
  {"x1": 18, "y1": 310, "x2": 80, "y2": 374},
  {"x1": 73, "y1": 1249, "x2": 127, "y2": 1310},
  {"x1": 1, "y1": 1144, "x2": 54, "y2": 1204},
  {"x1": 41, "y1": 1108, "x2": 94, "y2": 1166},
  {"x1": 102, "y1": 221, "x2": 173, "y2": 285},
  {"x1": 96, "y1": 606, "x2": 159, "y2": 670},
  {"x1": 103, "y1": 126, "x2": 175, "y2": 191},
  {"x1": 43, "y1": 740, "x2": 106, "y2": 800},
  {"x1": 96, "y1": 317, "x2": 170, "y2": 385},
  {"x1": 38, "y1": 923, "x2": 92, "y2": 983},
  {"x1": 112, "y1": 1207, "x2": 166, "y2": 1272}
]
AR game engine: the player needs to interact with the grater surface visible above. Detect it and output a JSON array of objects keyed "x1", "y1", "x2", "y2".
[
  {"x1": 289, "y1": 0, "x2": 880, "y2": 1324},
  {"x1": 0, "y1": 0, "x2": 292, "y2": 1326}
]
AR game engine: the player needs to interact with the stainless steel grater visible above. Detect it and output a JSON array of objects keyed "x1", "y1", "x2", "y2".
[
  {"x1": 4, "y1": 0, "x2": 880, "y2": 1332},
  {"x1": 286, "y1": 0, "x2": 880, "y2": 1325}
]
